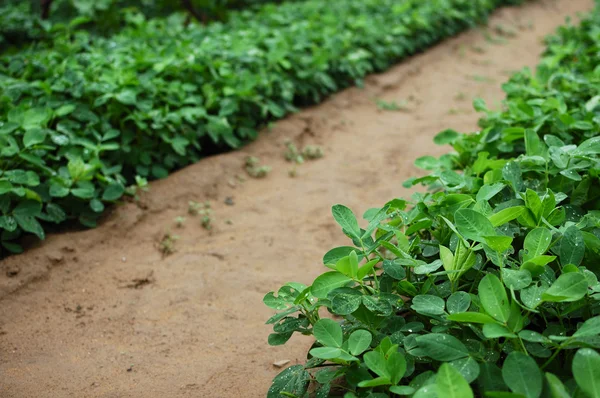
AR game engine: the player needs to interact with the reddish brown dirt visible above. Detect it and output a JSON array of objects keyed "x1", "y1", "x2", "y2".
[{"x1": 0, "y1": 1, "x2": 594, "y2": 396}]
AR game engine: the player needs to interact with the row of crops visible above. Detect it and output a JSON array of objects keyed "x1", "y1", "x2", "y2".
[
  {"x1": 0, "y1": 0, "x2": 525, "y2": 254},
  {"x1": 264, "y1": 2, "x2": 600, "y2": 397}
]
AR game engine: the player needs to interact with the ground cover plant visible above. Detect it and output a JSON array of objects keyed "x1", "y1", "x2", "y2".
[
  {"x1": 264, "y1": 4, "x2": 600, "y2": 397},
  {"x1": 0, "y1": 0, "x2": 526, "y2": 254}
]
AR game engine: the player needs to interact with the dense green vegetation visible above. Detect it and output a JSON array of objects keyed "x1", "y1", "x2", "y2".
[
  {"x1": 0, "y1": 0, "x2": 287, "y2": 46},
  {"x1": 264, "y1": 4, "x2": 600, "y2": 398},
  {"x1": 0, "y1": 0, "x2": 523, "y2": 254}
]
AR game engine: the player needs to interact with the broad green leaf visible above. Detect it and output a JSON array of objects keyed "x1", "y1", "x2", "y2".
[
  {"x1": 390, "y1": 386, "x2": 416, "y2": 395},
  {"x1": 364, "y1": 351, "x2": 390, "y2": 378},
  {"x1": 415, "y1": 333, "x2": 469, "y2": 361},
  {"x1": 483, "y1": 323, "x2": 516, "y2": 339},
  {"x1": 311, "y1": 272, "x2": 352, "y2": 299},
  {"x1": 313, "y1": 319, "x2": 343, "y2": 348},
  {"x1": 102, "y1": 183, "x2": 125, "y2": 201},
  {"x1": 545, "y1": 373, "x2": 570, "y2": 398},
  {"x1": 323, "y1": 246, "x2": 359, "y2": 265},
  {"x1": 485, "y1": 236, "x2": 513, "y2": 253},
  {"x1": 436, "y1": 363, "x2": 474, "y2": 398},
  {"x1": 542, "y1": 273, "x2": 588, "y2": 303},
  {"x1": 383, "y1": 259, "x2": 406, "y2": 280},
  {"x1": 309, "y1": 347, "x2": 342, "y2": 360},
  {"x1": 358, "y1": 376, "x2": 392, "y2": 388},
  {"x1": 574, "y1": 316, "x2": 600, "y2": 337},
  {"x1": 501, "y1": 269, "x2": 532, "y2": 290},
  {"x1": 449, "y1": 357, "x2": 480, "y2": 383},
  {"x1": 331, "y1": 292, "x2": 362, "y2": 315},
  {"x1": 447, "y1": 312, "x2": 496, "y2": 324},
  {"x1": 477, "y1": 183, "x2": 506, "y2": 202},
  {"x1": 388, "y1": 351, "x2": 407, "y2": 385},
  {"x1": 572, "y1": 348, "x2": 600, "y2": 398},
  {"x1": 440, "y1": 245, "x2": 454, "y2": 272},
  {"x1": 502, "y1": 352, "x2": 542, "y2": 398},
  {"x1": 14, "y1": 214, "x2": 45, "y2": 240},
  {"x1": 455, "y1": 209, "x2": 496, "y2": 242},
  {"x1": 523, "y1": 228, "x2": 552, "y2": 262},
  {"x1": 332, "y1": 205, "x2": 361, "y2": 241},
  {"x1": 521, "y1": 255, "x2": 555, "y2": 277},
  {"x1": 447, "y1": 291, "x2": 471, "y2": 314},
  {"x1": 348, "y1": 330, "x2": 372, "y2": 356},
  {"x1": 411, "y1": 295, "x2": 445, "y2": 316},
  {"x1": 479, "y1": 274, "x2": 510, "y2": 323},
  {"x1": 23, "y1": 128, "x2": 47, "y2": 148},
  {"x1": 560, "y1": 226, "x2": 585, "y2": 267},
  {"x1": 267, "y1": 365, "x2": 309, "y2": 398},
  {"x1": 518, "y1": 331, "x2": 549, "y2": 344},
  {"x1": 574, "y1": 136, "x2": 600, "y2": 155},
  {"x1": 488, "y1": 206, "x2": 525, "y2": 227},
  {"x1": 434, "y1": 129, "x2": 460, "y2": 145},
  {"x1": 478, "y1": 362, "x2": 507, "y2": 392}
]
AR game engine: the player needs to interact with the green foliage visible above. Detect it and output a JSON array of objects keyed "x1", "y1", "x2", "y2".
[
  {"x1": 0, "y1": 0, "x2": 519, "y2": 254},
  {"x1": 264, "y1": 4, "x2": 600, "y2": 397}
]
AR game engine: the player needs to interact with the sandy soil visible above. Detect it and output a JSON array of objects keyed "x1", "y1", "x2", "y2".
[{"x1": 0, "y1": 0, "x2": 594, "y2": 396}]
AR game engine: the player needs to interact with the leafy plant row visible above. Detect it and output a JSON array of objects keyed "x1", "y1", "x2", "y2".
[
  {"x1": 0, "y1": 0, "x2": 291, "y2": 48},
  {"x1": 264, "y1": 3, "x2": 600, "y2": 398},
  {"x1": 0, "y1": 0, "x2": 522, "y2": 254}
]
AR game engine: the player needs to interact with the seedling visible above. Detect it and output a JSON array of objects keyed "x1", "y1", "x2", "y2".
[
  {"x1": 284, "y1": 141, "x2": 304, "y2": 164},
  {"x1": 174, "y1": 216, "x2": 186, "y2": 228},
  {"x1": 188, "y1": 201, "x2": 203, "y2": 215},
  {"x1": 454, "y1": 92, "x2": 467, "y2": 101},
  {"x1": 245, "y1": 156, "x2": 271, "y2": 178},
  {"x1": 288, "y1": 168, "x2": 298, "y2": 178},
  {"x1": 375, "y1": 99, "x2": 406, "y2": 111},
  {"x1": 302, "y1": 145, "x2": 324, "y2": 160},
  {"x1": 158, "y1": 233, "x2": 178, "y2": 256}
]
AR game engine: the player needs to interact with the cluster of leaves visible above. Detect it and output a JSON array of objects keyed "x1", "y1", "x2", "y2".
[
  {"x1": 0, "y1": 0, "x2": 289, "y2": 48},
  {"x1": 264, "y1": 4, "x2": 600, "y2": 398},
  {"x1": 0, "y1": 0, "x2": 520, "y2": 254}
]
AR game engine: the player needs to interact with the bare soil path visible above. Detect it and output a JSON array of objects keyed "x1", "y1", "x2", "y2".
[{"x1": 0, "y1": 1, "x2": 594, "y2": 396}]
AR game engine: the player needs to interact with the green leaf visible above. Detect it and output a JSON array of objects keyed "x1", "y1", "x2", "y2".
[
  {"x1": 383, "y1": 259, "x2": 407, "y2": 280},
  {"x1": 501, "y1": 269, "x2": 532, "y2": 290},
  {"x1": 415, "y1": 333, "x2": 469, "y2": 361},
  {"x1": 447, "y1": 312, "x2": 496, "y2": 324},
  {"x1": 434, "y1": 129, "x2": 460, "y2": 145},
  {"x1": 348, "y1": 330, "x2": 372, "y2": 356},
  {"x1": 102, "y1": 183, "x2": 125, "y2": 201},
  {"x1": 477, "y1": 183, "x2": 506, "y2": 202},
  {"x1": 560, "y1": 226, "x2": 585, "y2": 266},
  {"x1": 411, "y1": 295, "x2": 445, "y2": 316},
  {"x1": 388, "y1": 351, "x2": 407, "y2": 385},
  {"x1": 331, "y1": 292, "x2": 362, "y2": 315},
  {"x1": 545, "y1": 373, "x2": 571, "y2": 398},
  {"x1": 358, "y1": 376, "x2": 392, "y2": 388},
  {"x1": 479, "y1": 274, "x2": 510, "y2": 323},
  {"x1": 572, "y1": 348, "x2": 600, "y2": 398},
  {"x1": 483, "y1": 323, "x2": 516, "y2": 339},
  {"x1": 436, "y1": 363, "x2": 474, "y2": 398},
  {"x1": 23, "y1": 128, "x2": 47, "y2": 148},
  {"x1": 332, "y1": 205, "x2": 361, "y2": 241},
  {"x1": 488, "y1": 206, "x2": 525, "y2": 227},
  {"x1": 542, "y1": 273, "x2": 588, "y2": 303},
  {"x1": 455, "y1": 209, "x2": 496, "y2": 242},
  {"x1": 440, "y1": 245, "x2": 455, "y2": 273},
  {"x1": 523, "y1": 228, "x2": 552, "y2": 262},
  {"x1": 311, "y1": 272, "x2": 352, "y2": 299},
  {"x1": 446, "y1": 291, "x2": 471, "y2": 314},
  {"x1": 14, "y1": 214, "x2": 45, "y2": 240},
  {"x1": 309, "y1": 347, "x2": 342, "y2": 360},
  {"x1": 313, "y1": 319, "x2": 343, "y2": 348},
  {"x1": 389, "y1": 386, "x2": 415, "y2": 395},
  {"x1": 323, "y1": 246, "x2": 358, "y2": 265},
  {"x1": 449, "y1": 357, "x2": 480, "y2": 384},
  {"x1": 574, "y1": 316, "x2": 600, "y2": 337},
  {"x1": 267, "y1": 365, "x2": 309, "y2": 398},
  {"x1": 502, "y1": 352, "x2": 542, "y2": 398},
  {"x1": 485, "y1": 236, "x2": 513, "y2": 253},
  {"x1": 364, "y1": 351, "x2": 390, "y2": 378}
]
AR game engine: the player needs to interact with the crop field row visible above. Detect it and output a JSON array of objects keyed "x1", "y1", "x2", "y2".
[
  {"x1": 264, "y1": 2, "x2": 600, "y2": 396},
  {"x1": 0, "y1": 0, "x2": 524, "y2": 254}
]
